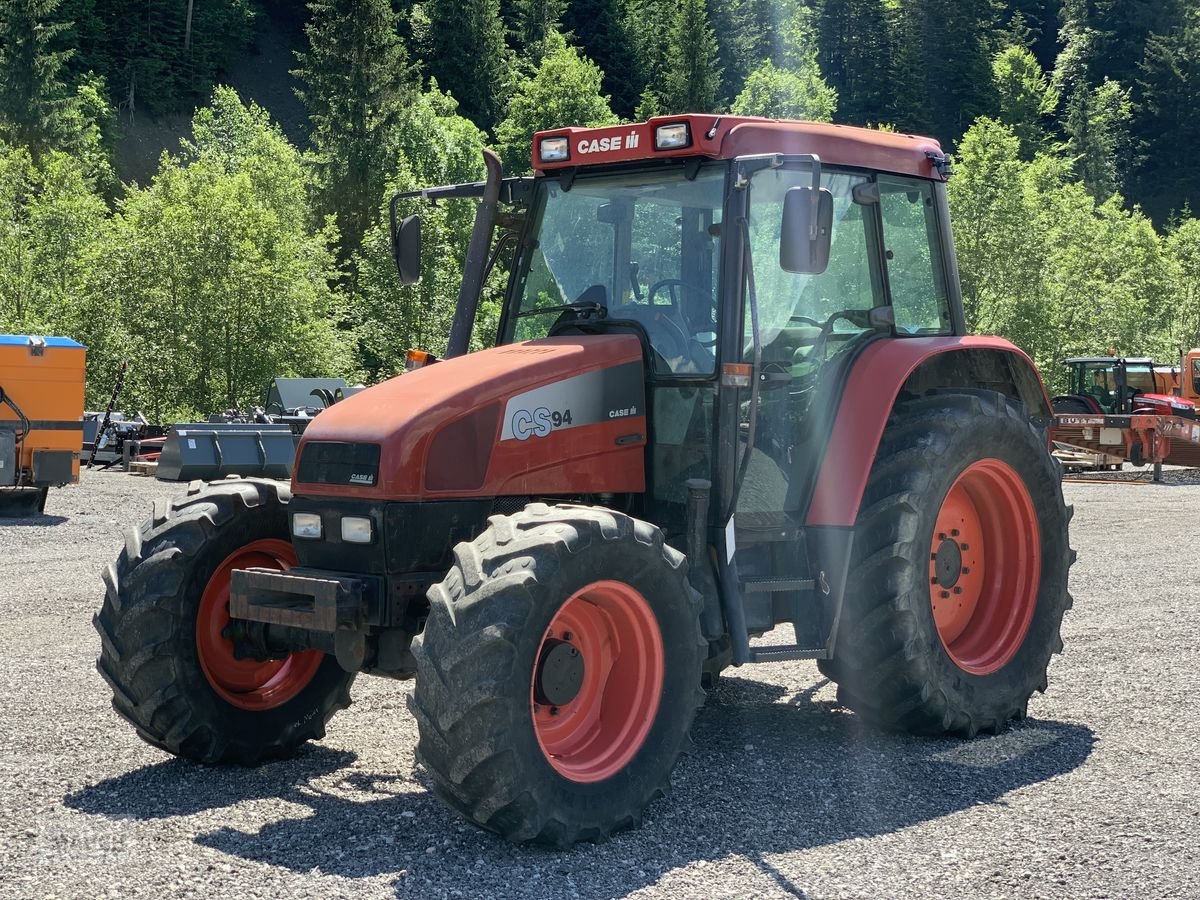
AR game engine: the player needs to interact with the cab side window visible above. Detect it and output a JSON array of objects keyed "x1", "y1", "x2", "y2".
[{"x1": 877, "y1": 177, "x2": 952, "y2": 335}]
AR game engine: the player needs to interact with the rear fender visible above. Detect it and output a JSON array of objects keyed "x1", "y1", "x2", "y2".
[{"x1": 805, "y1": 337, "x2": 1051, "y2": 528}]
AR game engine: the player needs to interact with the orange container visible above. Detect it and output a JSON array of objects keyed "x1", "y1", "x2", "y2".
[{"x1": 0, "y1": 335, "x2": 87, "y2": 487}]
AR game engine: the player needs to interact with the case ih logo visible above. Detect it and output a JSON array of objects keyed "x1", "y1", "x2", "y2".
[{"x1": 577, "y1": 130, "x2": 640, "y2": 155}]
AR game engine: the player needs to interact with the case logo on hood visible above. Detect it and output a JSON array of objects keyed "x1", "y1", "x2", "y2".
[{"x1": 500, "y1": 363, "x2": 643, "y2": 441}]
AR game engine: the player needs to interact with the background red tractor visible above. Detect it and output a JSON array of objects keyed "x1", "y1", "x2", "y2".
[{"x1": 96, "y1": 115, "x2": 1073, "y2": 846}]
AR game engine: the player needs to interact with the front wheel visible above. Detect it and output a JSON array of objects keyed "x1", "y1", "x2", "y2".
[
  {"x1": 825, "y1": 391, "x2": 1073, "y2": 736},
  {"x1": 94, "y1": 479, "x2": 354, "y2": 764},
  {"x1": 409, "y1": 503, "x2": 705, "y2": 846}
]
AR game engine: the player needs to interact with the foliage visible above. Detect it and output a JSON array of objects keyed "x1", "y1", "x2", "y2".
[
  {"x1": 992, "y1": 46, "x2": 1059, "y2": 158},
  {"x1": 949, "y1": 117, "x2": 1178, "y2": 393},
  {"x1": 495, "y1": 33, "x2": 617, "y2": 175},
  {"x1": 97, "y1": 91, "x2": 345, "y2": 420},
  {"x1": 731, "y1": 60, "x2": 837, "y2": 121},
  {"x1": 425, "y1": 0, "x2": 512, "y2": 130},
  {"x1": 351, "y1": 86, "x2": 489, "y2": 381},
  {"x1": 0, "y1": 0, "x2": 75, "y2": 156},
  {"x1": 1063, "y1": 77, "x2": 1132, "y2": 201},
  {"x1": 732, "y1": 7, "x2": 837, "y2": 121},
  {"x1": 61, "y1": 0, "x2": 256, "y2": 119},
  {"x1": 294, "y1": 0, "x2": 415, "y2": 256}
]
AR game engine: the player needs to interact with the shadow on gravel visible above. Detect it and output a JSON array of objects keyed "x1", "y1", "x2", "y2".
[
  {"x1": 63, "y1": 675, "x2": 1095, "y2": 899},
  {"x1": 0, "y1": 514, "x2": 68, "y2": 526}
]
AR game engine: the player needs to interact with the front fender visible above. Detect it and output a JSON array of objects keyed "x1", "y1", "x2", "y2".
[{"x1": 805, "y1": 336, "x2": 1050, "y2": 528}]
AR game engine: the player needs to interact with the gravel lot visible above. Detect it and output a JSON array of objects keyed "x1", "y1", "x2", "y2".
[{"x1": 1, "y1": 467, "x2": 1197, "y2": 900}]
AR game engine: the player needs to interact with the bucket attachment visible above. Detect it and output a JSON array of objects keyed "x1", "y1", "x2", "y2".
[{"x1": 155, "y1": 423, "x2": 297, "y2": 482}]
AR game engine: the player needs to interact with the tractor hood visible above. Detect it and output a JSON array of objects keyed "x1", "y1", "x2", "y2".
[{"x1": 293, "y1": 336, "x2": 648, "y2": 501}]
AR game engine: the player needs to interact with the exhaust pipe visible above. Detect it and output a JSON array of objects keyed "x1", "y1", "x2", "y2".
[{"x1": 446, "y1": 149, "x2": 503, "y2": 359}]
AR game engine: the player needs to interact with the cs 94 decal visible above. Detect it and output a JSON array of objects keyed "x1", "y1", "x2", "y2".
[{"x1": 510, "y1": 407, "x2": 573, "y2": 441}]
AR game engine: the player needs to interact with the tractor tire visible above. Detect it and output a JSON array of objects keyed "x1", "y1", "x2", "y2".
[
  {"x1": 824, "y1": 391, "x2": 1073, "y2": 737},
  {"x1": 94, "y1": 478, "x2": 354, "y2": 764},
  {"x1": 409, "y1": 503, "x2": 706, "y2": 847}
]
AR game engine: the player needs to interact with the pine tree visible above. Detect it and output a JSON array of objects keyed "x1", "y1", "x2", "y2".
[
  {"x1": 294, "y1": 0, "x2": 415, "y2": 256},
  {"x1": 562, "y1": 0, "x2": 638, "y2": 117},
  {"x1": 889, "y1": 0, "x2": 999, "y2": 144},
  {"x1": 658, "y1": 0, "x2": 722, "y2": 114},
  {"x1": 514, "y1": 0, "x2": 566, "y2": 63},
  {"x1": 992, "y1": 45, "x2": 1059, "y2": 158},
  {"x1": 495, "y1": 33, "x2": 617, "y2": 174},
  {"x1": 0, "y1": 0, "x2": 74, "y2": 156},
  {"x1": 425, "y1": 0, "x2": 512, "y2": 130},
  {"x1": 815, "y1": 0, "x2": 893, "y2": 127},
  {"x1": 1132, "y1": 9, "x2": 1200, "y2": 223}
]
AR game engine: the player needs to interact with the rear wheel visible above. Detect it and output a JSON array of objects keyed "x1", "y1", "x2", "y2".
[
  {"x1": 94, "y1": 479, "x2": 354, "y2": 763},
  {"x1": 410, "y1": 503, "x2": 705, "y2": 846},
  {"x1": 825, "y1": 391, "x2": 1073, "y2": 736}
]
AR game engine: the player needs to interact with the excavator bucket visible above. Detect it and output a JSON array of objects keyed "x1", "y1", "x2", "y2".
[{"x1": 155, "y1": 423, "x2": 296, "y2": 482}]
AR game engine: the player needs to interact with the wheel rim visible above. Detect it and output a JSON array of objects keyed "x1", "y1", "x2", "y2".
[
  {"x1": 928, "y1": 459, "x2": 1042, "y2": 675},
  {"x1": 531, "y1": 580, "x2": 664, "y2": 783},
  {"x1": 196, "y1": 538, "x2": 324, "y2": 711}
]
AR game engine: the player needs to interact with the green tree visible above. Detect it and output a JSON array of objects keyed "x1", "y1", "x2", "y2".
[
  {"x1": 1064, "y1": 77, "x2": 1132, "y2": 201},
  {"x1": 99, "y1": 92, "x2": 345, "y2": 421},
  {"x1": 562, "y1": 0, "x2": 639, "y2": 117},
  {"x1": 815, "y1": 0, "x2": 892, "y2": 127},
  {"x1": 890, "y1": 0, "x2": 998, "y2": 144},
  {"x1": 295, "y1": 0, "x2": 414, "y2": 258},
  {"x1": 731, "y1": 60, "x2": 837, "y2": 122},
  {"x1": 0, "y1": 143, "x2": 109, "y2": 370},
  {"x1": 1168, "y1": 218, "x2": 1200, "y2": 353},
  {"x1": 61, "y1": 0, "x2": 254, "y2": 120},
  {"x1": 656, "y1": 0, "x2": 722, "y2": 115},
  {"x1": 709, "y1": 0, "x2": 777, "y2": 107},
  {"x1": 0, "y1": 0, "x2": 74, "y2": 156},
  {"x1": 352, "y1": 85, "x2": 491, "y2": 380},
  {"x1": 947, "y1": 119, "x2": 1052, "y2": 360},
  {"x1": 495, "y1": 33, "x2": 618, "y2": 174},
  {"x1": 733, "y1": 6, "x2": 837, "y2": 121},
  {"x1": 425, "y1": 0, "x2": 512, "y2": 130},
  {"x1": 992, "y1": 45, "x2": 1059, "y2": 158},
  {"x1": 1133, "y1": 9, "x2": 1200, "y2": 224},
  {"x1": 514, "y1": 0, "x2": 566, "y2": 63}
]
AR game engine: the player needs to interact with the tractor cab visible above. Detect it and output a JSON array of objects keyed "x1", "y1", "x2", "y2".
[{"x1": 1055, "y1": 357, "x2": 1196, "y2": 418}]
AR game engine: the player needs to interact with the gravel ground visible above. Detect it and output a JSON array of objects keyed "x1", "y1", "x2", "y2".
[{"x1": 1, "y1": 468, "x2": 1198, "y2": 900}]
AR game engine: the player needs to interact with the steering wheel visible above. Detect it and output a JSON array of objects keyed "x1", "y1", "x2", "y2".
[
  {"x1": 788, "y1": 315, "x2": 822, "y2": 328},
  {"x1": 610, "y1": 304, "x2": 690, "y2": 361},
  {"x1": 795, "y1": 310, "x2": 871, "y2": 377},
  {"x1": 647, "y1": 278, "x2": 717, "y2": 347}
]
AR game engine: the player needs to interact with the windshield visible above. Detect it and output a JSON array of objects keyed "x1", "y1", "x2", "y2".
[{"x1": 508, "y1": 166, "x2": 725, "y2": 374}]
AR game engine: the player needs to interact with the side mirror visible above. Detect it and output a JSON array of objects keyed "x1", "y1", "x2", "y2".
[
  {"x1": 389, "y1": 197, "x2": 422, "y2": 285},
  {"x1": 780, "y1": 186, "x2": 834, "y2": 275}
]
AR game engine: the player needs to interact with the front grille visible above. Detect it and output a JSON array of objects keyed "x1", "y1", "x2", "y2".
[{"x1": 296, "y1": 441, "x2": 381, "y2": 486}]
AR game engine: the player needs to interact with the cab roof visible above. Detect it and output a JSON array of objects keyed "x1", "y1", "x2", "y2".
[{"x1": 532, "y1": 114, "x2": 947, "y2": 181}]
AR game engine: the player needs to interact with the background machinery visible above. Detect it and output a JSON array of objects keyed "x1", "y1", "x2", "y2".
[
  {"x1": 96, "y1": 116, "x2": 1074, "y2": 846},
  {"x1": 0, "y1": 335, "x2": 86, "y2": 515},
  {"x1": 1051, "y1": 356, "x2": 1200, "y2": 477}
]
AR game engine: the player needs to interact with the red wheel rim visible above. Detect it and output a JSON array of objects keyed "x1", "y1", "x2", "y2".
[
  {"x1": 531, "y1": 580, "x2": 664, "y2": 783},
  {"x1": 928, "y1": 459, "x2": 1041, "y2": 675},
  {"x1": 196, "y1": 538, "x2": 324, "y2": 711}
]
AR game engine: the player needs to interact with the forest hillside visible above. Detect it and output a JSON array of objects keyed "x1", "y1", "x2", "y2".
[{"x1": 1, "y1": 0, "x2": 1198, "y2": 416}]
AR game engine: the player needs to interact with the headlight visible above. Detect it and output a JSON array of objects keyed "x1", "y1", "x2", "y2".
[
  {"x1": 539, "y1": 136, "x2": 569, "y2": 162},
  {"x1": 341, "y1": 516, "x2": 374, "y2": 544},
  {"x1": 655, "y1": 122, "x2": 691, "y2": 150},
  {"x1": 292, "y1": 512, "x2": 322, "y2": 539}
]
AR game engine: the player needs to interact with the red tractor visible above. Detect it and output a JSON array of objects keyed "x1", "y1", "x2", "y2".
[{"x1": 96, "y1": 116, "x2": 1073, "y2": 846}]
